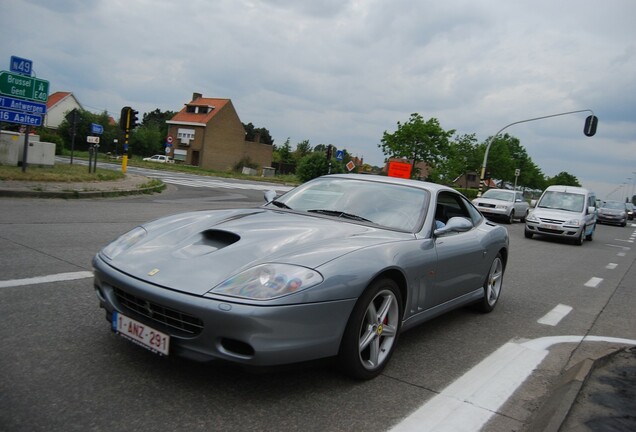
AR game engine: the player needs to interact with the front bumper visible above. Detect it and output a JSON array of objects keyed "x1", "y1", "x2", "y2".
[
  {"x1": 524, "y1": 220, "x2": 584, "y2": 239},
  {"x1": 597, "y1": 214, "x2": 626, "y2": 225},
  {"x1": 93, "y1": 255, "x2": 356, "y2": 366}
]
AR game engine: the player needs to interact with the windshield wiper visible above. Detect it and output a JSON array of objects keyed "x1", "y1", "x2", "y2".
[
  {"x1": 270, "y1": 200, "x2": 292, "y2": 209},
  {"x1": 307, "y1": 209, "x2": 372, "y2": 223}
]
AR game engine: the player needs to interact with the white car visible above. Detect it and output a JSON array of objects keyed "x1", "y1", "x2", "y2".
[
  {"x1": 143, "y1": 154, "x2": 174, "y2": 163},
  {"x1": 472, "y1": 189, "x2": 529, "y2": 224}
]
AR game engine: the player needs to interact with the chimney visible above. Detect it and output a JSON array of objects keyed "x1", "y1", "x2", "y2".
[{"x1": 192, "y1": 92, "x2": 202, "y2": 101}]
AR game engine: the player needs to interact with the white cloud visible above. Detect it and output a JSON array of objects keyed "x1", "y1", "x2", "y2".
[{"x1": 2, "y1": 0, "x2": 635, "y2": 198}]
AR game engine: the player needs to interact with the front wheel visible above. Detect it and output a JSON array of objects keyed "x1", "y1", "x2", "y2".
[
  {"x1": 476, "y1": 254, "x2": 504, "y2": 313},
  {"x1": 575, "y1": 228, "x2": 585, "y2": 246},
  {"x1": 506, "y1": 210, "x2": 515, "y2": 224},
  {"x1": 338, "y1": 279, "x2": 402, "y2": 380}
]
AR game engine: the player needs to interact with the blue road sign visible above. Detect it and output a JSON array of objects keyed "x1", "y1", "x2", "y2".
[
  {"x1": 91, "y1": 123, "x2": 104, "y2": 134},
  {"x1": 10, "y1": 56, "x2": 33, "y2": 76},
  {"x1": 0, "y1": 108, "x2": 42, "y2": 126},
  {"x1": 0, "y1": 95, "x2": 46, "y2": 114},
  {"x1": 336, "y1": 150, "x2": 344, "y2": 161}
]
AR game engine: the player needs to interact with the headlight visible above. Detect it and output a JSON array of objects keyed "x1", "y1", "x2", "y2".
[
  {"x1": 210, "y1": 264, "x2": 323, "y2": 300},
  {"x1": 101, "y1": 226, "x2": 147, "y2": 260},
  {"x1": 564, "y1": 219, "x2": 581, "y2": 227},
  {"x1": 495, "y1": 204, "x2": 509, "y2": 210},
  {"x1": 526, "y1": 213, "x2": 539, "y2": 222}
]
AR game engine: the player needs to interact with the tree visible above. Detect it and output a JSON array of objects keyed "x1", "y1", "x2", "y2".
[
  {"x1": 243, "y1": 122, "x2": 274, "y2": 145},
  {"x1": 379, "y1": 114, "x2": 455, "y2": 179},
  {"x1": 546, "y1": 171, "x2": 581, "y2": 187},
  {"x1": 142, "y1": 109, "x2": 176, "y2": 137},
  {"x1": 293, "y1": 139, "x2": 312, "y2": 162},
  {"x1": 56, "y1": 109, "x2": 119, "y2": 153},
  {"x1": 273, "y1": 138, "x2": 294, "y2": 163},
  {"x1": 129, "y1": 122, "x2": 164, "y2": 156},
  {"x1": 296, "y1": 152, "x2": 344, "y2": 182},
  {"x1": 430, "y1": 133, "x2": 479, "y2": 183}
]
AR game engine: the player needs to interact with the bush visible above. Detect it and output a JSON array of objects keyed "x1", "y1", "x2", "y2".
[{"x1": 296, "y1": 153, "x2": 345, "y2": 182}]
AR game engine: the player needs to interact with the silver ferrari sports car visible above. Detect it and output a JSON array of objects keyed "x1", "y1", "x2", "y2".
[{"x1": 93, "y1": 174, "x2": 509, "y2": 379}]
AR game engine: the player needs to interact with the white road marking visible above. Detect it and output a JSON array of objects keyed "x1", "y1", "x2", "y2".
[
  {"x1": 0, "y1": 271, "x2": 93, "y2": 289},
  {"x1": 389, "y1": 336, "x2": 636, "y2": 432},
  {"x1": 584, "y1": 277, "x2": 603, "y2": 288},
  {"x1": 606, "y1": 263, "x2": 618, "y2": 269},
  {"x1": 537, "y1": 304, "x2": 573, "y2": 326}
]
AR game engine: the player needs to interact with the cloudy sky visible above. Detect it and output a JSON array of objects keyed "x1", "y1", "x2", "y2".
[{"x1": 2, "y1": 0, "x2": 635, "y2": 199}]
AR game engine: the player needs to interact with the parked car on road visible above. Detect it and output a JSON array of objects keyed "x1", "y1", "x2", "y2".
[
  {"x1": 525, "y1": 185, "x2": 597, "y2": 245},
  {"x1": 143, "y1": 154, "x2": 174, "y2": 163},
  {"x1": 93, "y1": 174, "x2": 509, "y2": 379},
  {"x1": 472, "y1": 189, "x2": 529, "y2": 224},
  {"x1": 597, "y1": 200, "x2": 628, "y2": 226}
]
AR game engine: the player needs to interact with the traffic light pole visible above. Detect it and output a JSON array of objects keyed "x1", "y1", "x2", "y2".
[{"x1": 477, "y1": 109, "x2": 597, "y2": 196}]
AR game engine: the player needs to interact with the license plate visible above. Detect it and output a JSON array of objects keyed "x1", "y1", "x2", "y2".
[
  {"x1": 112, "y1": 311, "x2": 170, "y2": 356},
  {"x1": 544, "y1": 223, "x2": 559, "y2": 230}
]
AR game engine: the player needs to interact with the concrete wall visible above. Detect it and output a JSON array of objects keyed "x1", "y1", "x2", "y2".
[{"x1": 0, "y1": 130, "x2": 55, "y2": 166}]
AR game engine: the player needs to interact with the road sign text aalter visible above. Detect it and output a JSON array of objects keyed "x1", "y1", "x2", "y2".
[{"x1": 0, "y1": 108, "x2": 42, "y2": 126}]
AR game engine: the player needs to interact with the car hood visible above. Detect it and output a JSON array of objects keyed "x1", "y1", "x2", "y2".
[
  {"x1": 599, "y1": 208, "x2": 624, "y2": 215},
  {"x1": 474, "y1": 197, "x2": 511, "y2": 207},
  {"x1": 101, "y1": 208, "x2": 411, "y2": 295},
  {"x1": 530, "y1": 207, "x2": 584, "y2": 221}
]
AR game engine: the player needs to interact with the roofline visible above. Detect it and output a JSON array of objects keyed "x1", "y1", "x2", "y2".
[{"x1": 166, "y1": 120, "x2": 207, "y2": 127}]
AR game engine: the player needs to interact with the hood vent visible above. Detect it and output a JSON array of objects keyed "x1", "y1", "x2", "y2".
[{"x1": 173, "y1": 230, "x2": 240, "y2": 259}]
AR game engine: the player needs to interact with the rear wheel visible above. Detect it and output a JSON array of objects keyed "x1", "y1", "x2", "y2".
[
  {"x1": 338, "y1": 279, "x2": 402, "y2": 380},
  {"x1": 476, "y1": 254, "x2": 504, "y2": 313}
]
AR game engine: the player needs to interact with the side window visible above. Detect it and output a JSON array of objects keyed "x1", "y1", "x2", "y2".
[{"x1": 436, "y1": 191, "x2": 481, "y2": 226}]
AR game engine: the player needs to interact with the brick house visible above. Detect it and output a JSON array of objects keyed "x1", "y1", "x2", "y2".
[{"x1": 166, "y1": 93, "x2": 272, "y2": 171}]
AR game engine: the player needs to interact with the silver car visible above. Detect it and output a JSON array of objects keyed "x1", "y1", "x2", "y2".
[
  {"x1": 597, "y1": 200, "x2": 628, "y2": 226},
  {"x1": 472, "y1": 189, "x2": 530, "y2": 224},
  {"x1": 93, "y1": 174, "x2": 509, "y2": 379},
  {"x1": 525, "y1": 185, "x2": 597, "y2": 245}
]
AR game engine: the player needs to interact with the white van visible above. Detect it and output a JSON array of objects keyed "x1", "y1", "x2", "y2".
[{"x1": 524, "y1": 185, "x2": 597, "y2": 245}]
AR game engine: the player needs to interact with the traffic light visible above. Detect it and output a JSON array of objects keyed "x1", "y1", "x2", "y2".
[
  {"x1": 131, "y1": 110, "x2": 139, "y2": 129},
  {"x1": 584, "y1": 115, "x2": 598, "y2": 137},
  {"x1": 119, "y1": 107, "x2": 140, "y2": 131},
  {"x1": 119, "y1": 106, "x2": 131, "y2": 131}
]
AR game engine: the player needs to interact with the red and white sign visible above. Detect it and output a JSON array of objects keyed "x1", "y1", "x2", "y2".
[{"x1": 166, "y1": 135, "x2": 173, "y2": 144}]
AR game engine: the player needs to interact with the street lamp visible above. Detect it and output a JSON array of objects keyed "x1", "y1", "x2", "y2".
[{"x1": 478, "y1": 109, "x2": 597, "y2": 196}]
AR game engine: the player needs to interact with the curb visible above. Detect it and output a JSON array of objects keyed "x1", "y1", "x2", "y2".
[
  {"x1": 0, "y1": 181, "x2": 166, "y2": 199},
  {"x1": 526, "y1": 347, "x2": 628, "y2": 432}
]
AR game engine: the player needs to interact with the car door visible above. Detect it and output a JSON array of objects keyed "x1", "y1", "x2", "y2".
[{"x1": 430, "y1": 192, "x2": 487, "y2": 306}]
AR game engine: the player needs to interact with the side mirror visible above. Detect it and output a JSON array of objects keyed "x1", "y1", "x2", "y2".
[
  {"x1": 264, "y1": 190, "x2": 277, "y2": 203},
  {"x1": 435, "y1": 217, "x2": 473, "y2": 236},
  {"x1": 530, "y1": 199, "x2": 537, "y2": 208}
]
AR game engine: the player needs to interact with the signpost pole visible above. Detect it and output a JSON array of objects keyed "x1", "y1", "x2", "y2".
[{"x1": 21, "y1": 130, "x2": 29, "y2": 173}]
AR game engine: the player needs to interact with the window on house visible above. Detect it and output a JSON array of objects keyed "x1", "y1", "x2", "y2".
[{"x1": 177, "y1": 128, "x2": 194, "y2": 141}]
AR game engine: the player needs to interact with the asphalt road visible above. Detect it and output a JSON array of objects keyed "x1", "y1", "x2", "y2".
[{"x1": 1, "y1": 180, "x2": 634, "y2": 432}]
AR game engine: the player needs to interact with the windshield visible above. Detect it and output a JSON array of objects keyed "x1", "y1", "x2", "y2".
[
  {"x1": 269, "y1": 177, "x2": 429, "y2": 232},
  {"x1": 481, "y1": 190, "x2": 514, "y2": 202},
  {"x1": 538, "y1": 191, "x2": 585, "y2": 213},
  {"x1": 602, "y1": 201, "x2": 625, "y2": 210}
]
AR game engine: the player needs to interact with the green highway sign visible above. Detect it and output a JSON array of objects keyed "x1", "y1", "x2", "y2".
[{"x1": 0, "y1": 71, "x2": 49, "y2": 102}]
